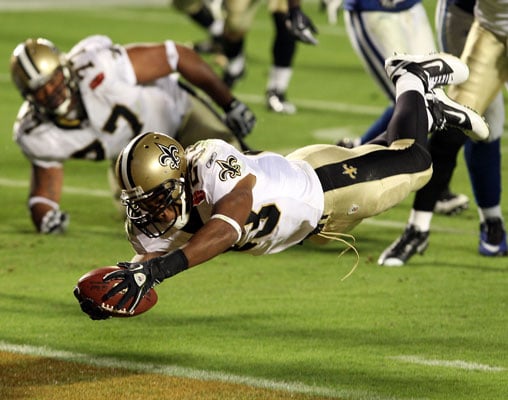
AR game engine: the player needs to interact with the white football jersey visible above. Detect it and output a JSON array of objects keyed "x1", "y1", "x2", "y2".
[
  {"x1": 128, "y1": 139, "x2": 325, "y2": 256},
  {"x1": 13, "y1": 35, "x2": 190, "y2": 167}
]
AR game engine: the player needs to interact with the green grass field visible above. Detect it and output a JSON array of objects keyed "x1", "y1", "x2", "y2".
[{"x1": 0, "y1": 2, "x2": 507, "y2": 399}]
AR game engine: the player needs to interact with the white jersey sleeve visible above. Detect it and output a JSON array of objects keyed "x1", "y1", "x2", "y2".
[{"x1": 126, "y1": 219, "x2": 193, "y2": 255}]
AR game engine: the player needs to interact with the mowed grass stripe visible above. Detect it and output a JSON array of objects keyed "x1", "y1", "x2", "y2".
[
  {"x1": 0, "y1": 352, "x2": 335, "y2": 400},
  {"x1": 0, "y1": 342, "x2": 388, "y2": 400}
]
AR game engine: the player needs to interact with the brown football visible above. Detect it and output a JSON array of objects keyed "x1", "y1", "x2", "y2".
[{"x1": 74, "y1": 266, "x2": 158, "y2": 318}]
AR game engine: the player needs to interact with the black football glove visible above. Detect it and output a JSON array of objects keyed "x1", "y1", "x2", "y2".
[
  {"x1": 73, "y1": 286, "x2": 111, "y2": 320},
  {"x1": 103, "y1": 250, "x2": 189, "y2": 314},
  {"x1": 285, "y1": 6, "x2": 319, "y2": 45},
  {"x1": 40, "y1": 208, "x2": 69, "y2": 234},
  {"x1": 103, "y1": 261, "x2": 160, "y2": 314},
  {"x1": 223, "y1": 98, "x2": 256, "y2": 139}
]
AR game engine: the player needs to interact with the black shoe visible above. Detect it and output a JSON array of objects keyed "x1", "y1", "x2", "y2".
[
  {"x1": 479, "y1": 217, "x2": 508, "y2": 256},
  {"x1": 434, "y1": 188, "x2": 469, "y2": 215},
  {"x1": 378, "y1": 225, "x2": 429, "y2": 267}
]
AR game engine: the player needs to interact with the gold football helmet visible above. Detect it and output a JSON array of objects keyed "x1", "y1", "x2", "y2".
[
  {"x1": 10, "y1": 38, "x2": 78, "y2": 118},
  {"x1": 115, "y1": 132, "x2": 191, "y2": 237}
]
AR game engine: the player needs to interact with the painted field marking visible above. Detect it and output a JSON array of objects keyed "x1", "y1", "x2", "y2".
[
  {"x1": 0, "y1": 177, "x2": 110, "y2": 197},
  {"x1": 0, "y1": 177, "x2": 475, "y2": 235},
  {"x1": 390, "y1": 355, "x2": 506, "y2": 372},
  {"x1": 239, "y1": 93, "x2": 385, "y2": 116},
  {"x1": 0, "y1": 341, "x2": 391, "y2": 400}
]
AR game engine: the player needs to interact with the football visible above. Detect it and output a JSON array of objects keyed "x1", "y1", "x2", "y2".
[{"x1": 74, "y1": 266, "x2": 158, "y2": 318}]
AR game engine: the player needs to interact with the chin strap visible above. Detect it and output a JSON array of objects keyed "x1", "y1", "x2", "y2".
[{"x1": 54, "y1": 115, "x2": 83, "y2": 128}]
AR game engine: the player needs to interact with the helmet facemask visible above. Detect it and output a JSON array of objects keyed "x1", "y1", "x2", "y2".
[
  {"x1": 121, "y1": 177, "x2": 191, "y2": 238},
  {"x1": 28, "y1": 66, "x2": 77, "y2": 118}
]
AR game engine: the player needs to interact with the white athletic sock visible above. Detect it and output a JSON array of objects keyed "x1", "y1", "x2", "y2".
[
  {"x1": 408, "y1": 209, "x2": 433, "y2": 232},
  {"x1": 478, "y1": 205, "x2": 503, "y2": 223},
  {"x1": 266, "y1": 66, "x2": 293, "y2": 92},
  {"x1": 395, "y1": 73, "x2": 434, "y2": 131},
  {"x1": 209, "y1": 19, "x2": 224, "y2": 36},
  {"x1": 395, "y1": 73, "x2": 425, "y2": 101},
  {"x1": 226, "y1": 54, "x2": 245, "y2": 75}
]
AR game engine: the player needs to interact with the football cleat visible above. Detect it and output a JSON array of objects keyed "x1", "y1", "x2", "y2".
[
  {"x1": 266, "y1": 90, "x2": 296, "y2": 114},
  {"x1": 378, "y1": 225, "x2": 429, "y2": 267},
  {"x1": 427, "y1": 88, "x2": 489, "y2": 141},
  {"x1": 479, "y1": 218, "x2": 508, "y2": 256},
  {"x1": 434, "y1": 188, "x2": 469, "y2": 215},
  {"x1": 384, "y1": 52, "x2": 469, "y2": 91}
]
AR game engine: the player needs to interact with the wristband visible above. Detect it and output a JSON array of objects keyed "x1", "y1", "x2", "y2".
[
  {"x1": 28, "y1": 196, "x2": 59, "y2": 210},
  {"x1": 210, "y1": 214, "x2": 242, "y2": 243},
  {"x1": 149, "y1": 249, "x2": 189, "y2": 281},
  {"x1": 164, "y1": 40, "x2": 179, "y2": 71}
]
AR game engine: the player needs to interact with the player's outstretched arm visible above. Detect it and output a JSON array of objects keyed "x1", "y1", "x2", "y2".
[
  {"x1": 182, "y1": 173, "x2": 255, "y2": 266},
  {"x1": 103, "y1": 174, "x2": 256, "y2": 312}
]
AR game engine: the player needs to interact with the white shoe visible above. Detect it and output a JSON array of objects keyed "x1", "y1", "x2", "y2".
[
  {"x1": 427, "y1": 88, "x2": 489, "y2": 141},
  {"x1": 385, "y1": 52, "x2": 469, "y2": 91},
  {"x1": 434, "y1": 189, "x2": 469, "y2": 215},
  {"x1": 266, "y1": 90, "x2": 297, "y2": 114}
]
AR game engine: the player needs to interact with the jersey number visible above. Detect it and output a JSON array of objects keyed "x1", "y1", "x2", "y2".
[
  {"x1": 102, "y1": 104, "x2": 143, "y2": 136},
  {"x1": 235, "y1": 204, "x2": 281, "y2": 252},
  {"x1": 71, "y1": 105, "x2": 143, "y2": 160}
]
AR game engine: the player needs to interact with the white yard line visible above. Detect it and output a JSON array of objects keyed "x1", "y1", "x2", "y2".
[
  {"x1": 0, "y1": 177, "x2": 110, "y2": 197},
  {"x1": 238, "y1": 93, "x2": 385, "y2": 116},
  {"x1": 390, "y1": 355, "x2": 506, "y2": 372},
  {"x1": 0, "y1": 177, "x2": 476, "y2": 234},
  {"x1": 0, "y1": 341, "x2": 395, "y2": 400}
]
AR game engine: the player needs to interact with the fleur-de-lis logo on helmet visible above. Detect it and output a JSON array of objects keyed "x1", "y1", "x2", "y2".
[{"x1": 157, "y1": 143, "x2": 180, "y2": 170}]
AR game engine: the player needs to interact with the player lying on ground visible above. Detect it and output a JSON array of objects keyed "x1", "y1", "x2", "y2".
[
  {"x1": 10, "y1": 35, "x2": 255, "y2": 234},
  {"x1": 75, "y1": 52, "x2": 489, "y2": 319}
]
